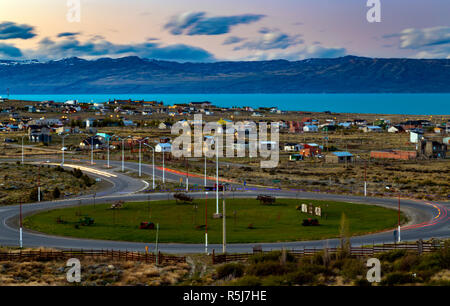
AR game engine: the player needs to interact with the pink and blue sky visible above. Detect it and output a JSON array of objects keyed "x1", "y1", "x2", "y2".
[{"x1": 0, "y1": 0, "x2": 449, "y2": 61}]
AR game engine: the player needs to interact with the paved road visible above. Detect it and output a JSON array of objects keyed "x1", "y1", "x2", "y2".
[{"x1": 0, "y1": 157, "x2": 448, "y2": 254}]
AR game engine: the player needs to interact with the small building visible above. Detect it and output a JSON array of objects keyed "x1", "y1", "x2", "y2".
[
  {"x1": 370, "y1": 150, "x2": 417, "y2": 160},
  {"x1": 158, "y1": 122, "x2": 172, "y2": 130},
  {"x1": 303, "y1": 125, "x2": 318, "y2": 132},
  {"x1": 325, "y1": 152, "x2": 354, "y2": 164},
  {"x1": 363, "y1": 126, "x2": 383, "y2": 133},
  {"x1": 28, "y1": 126, "x2": 51, "y2": 144},
  {"x1": 410, "y1": 131, "x2": 424, "y2": 143},
  {"x1": 289, "y1": 154, "x2": 303, "y2": 161},
  {"x1": 420, "y1": 140, "x2": 447, "y2": 159},
  {"x1": 155, "y1": 142, "x2": 172, "y2": 153}
]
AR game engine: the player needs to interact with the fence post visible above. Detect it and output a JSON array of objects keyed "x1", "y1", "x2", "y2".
[{"x1": 212, "y1": 249, "x2": 215, "y2": 265}]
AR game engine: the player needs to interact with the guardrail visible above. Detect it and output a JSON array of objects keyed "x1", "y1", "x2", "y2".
[
  {"x1": 0, "y1": 249, "x2": 186, "y2": 264},
  {"x1": 211, "y1": 240, "x2": 445, "y2": 264}
]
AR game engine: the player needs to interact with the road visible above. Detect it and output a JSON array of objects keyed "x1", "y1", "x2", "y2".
[{"x1": 0, "y1": 157, "x2": 448, "y2": 254}]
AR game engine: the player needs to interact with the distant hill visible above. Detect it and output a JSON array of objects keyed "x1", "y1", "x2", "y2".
[{"x1": 0, "y1": 55, "x2": 449, "y2": 94}]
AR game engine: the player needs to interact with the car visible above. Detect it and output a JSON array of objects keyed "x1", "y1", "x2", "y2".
[{"x1": 61, "y1": 147, "x2": 68, "y2": 151}]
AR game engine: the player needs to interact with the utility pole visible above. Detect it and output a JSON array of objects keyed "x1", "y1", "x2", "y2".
[
  {"x1": 21, "y1": 135, "x2": 25, "y2": 164},
  {"x1": 204, "y1": 154, "x2": 207, "y2": 187},
  {"x1": 91, "y1": 136, "x2": 94, "y2": 165},
  {"x1": 216, "y1": 137, "x2": 219, "y2": 215},
  {"x1": 162, "y1": 150, "x2": 165, "y2": 184},
  {"x1": 37, "y1": 164, "x2": 41, "y2": 202},
  {"x1": 121, "y1": 138, "x2": 125, "y2": 172}
]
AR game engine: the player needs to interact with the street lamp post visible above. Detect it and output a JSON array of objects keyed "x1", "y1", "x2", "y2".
[
  {"x1": 107, "y1": 137, "x2": 110, "y2": 168},
  {"x1": 386, "y1": 185, "x2": 401, "y2": 242},
  {"x1": 205, "y1": 191, "x2": 208, "y2": 254},
  {"x1": 204, "y1": 154, "x2": 207, "y2": 187},
  {"x1": 137, "y1": 137, "x2": 148, "y2": 177},
  {"x1": 19, "y1": 200, "x2": 23, "y2": 248},
  {"x1": 91, "y1": 136, "x2": 94, "y2": 165},
  {"x1": 143, "y1": 143, "x2": 156, "y2": 189},
  {"x1": 60, "y1": 134, "x2": 68, "y2": 166},
  {"x1": 21, "y1": 135, "x2": 26, "y2": 164},
  {"x1": 162, "y1": 149, "x2": 165, "y2": 184}
]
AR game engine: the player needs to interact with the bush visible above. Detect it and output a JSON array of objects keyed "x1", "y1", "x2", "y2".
[
  {"x1": 52, "y1": 187, "x2": 61, "y2": 199},
  {"x1": 232, "y1": 276, "x2": 262, "y2": 286},
  {"x1": 216, "y1": 263, "x2": 245, "y2": 279},
  {"x1": 261, "y1": 275, "x2": 291, "y2": 286},
  {"x1": 246, "y1": 261, "x2": 295, "y2": 277},
  {"x1": 288, "y1": 269, "x2": 316, "y2": 285},
  {"x1": 249, "y1": 251, "x2": 296, "y2": 264},
  {"x1": 381, "y1": 272, "x2": 417, "y2": 286},
  {"x1": 354, "y1": 278, "x2": 372, "y2": 286},
  {"x1": 340, "y1": 258, "x2": 365, "y2": 280},
  {"x1": 377, "y1": 250, "x2": 407, "y2": 263},
  {"x1": 393, "y1": 254, "x2": 420, "y2": 272}
]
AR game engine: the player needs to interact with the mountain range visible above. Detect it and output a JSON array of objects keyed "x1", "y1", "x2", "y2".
[{"x1": 0, "y1": 55, "x2": 449, "y2": 94}]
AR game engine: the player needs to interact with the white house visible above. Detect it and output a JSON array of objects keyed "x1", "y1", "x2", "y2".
[
  {"x1": 303, "y1": 125, "x2": 318, "y2": 132},
  {"x1": 155, "y1": 143, "x2": 172, "y2": 152},
  {"x1": 410, "y1": 131, "x2": 423, "y2": 143}
]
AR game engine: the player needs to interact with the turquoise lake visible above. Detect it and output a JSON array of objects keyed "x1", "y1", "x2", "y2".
[{"x1": 7, "y1": 93, "x2": 450, "y2": 115}]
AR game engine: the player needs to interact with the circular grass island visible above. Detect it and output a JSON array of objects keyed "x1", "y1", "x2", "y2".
[{"x1": 24, "y1": 198, "x2": 405, "y2": 244}]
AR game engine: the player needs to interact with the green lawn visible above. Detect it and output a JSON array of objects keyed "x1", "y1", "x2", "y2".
[{"x1": 24, "y1": 198, "x2": 402, "y2": 244}]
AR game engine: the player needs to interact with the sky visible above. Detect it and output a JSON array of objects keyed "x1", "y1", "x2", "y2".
[{"x1": 0, "y1": 0, "x2": 449, "y2": 62}]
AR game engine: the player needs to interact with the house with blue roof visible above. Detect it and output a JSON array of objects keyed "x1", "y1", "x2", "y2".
[{"x1": 325, "y1": 151, "x2": 354, "y2": 163}]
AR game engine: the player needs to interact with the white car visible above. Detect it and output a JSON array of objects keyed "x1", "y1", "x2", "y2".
[{"x1": 61, "y1": 147, "x2": 68, "y2": 151}]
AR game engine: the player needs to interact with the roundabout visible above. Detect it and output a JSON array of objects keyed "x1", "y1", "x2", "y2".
[
  {"x1": 0, "y1": 157, "x2": 448, "y2": 253},
  {"x1": 24, "y1": 198, "x2": 402, "y2": 244}
]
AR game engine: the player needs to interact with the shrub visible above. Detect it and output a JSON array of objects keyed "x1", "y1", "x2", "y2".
[
  {"x1": 377, "y1": 250, "x2": 407, "y2": 263},
  {"x1": 52, "y1": 187, "x2": 61, "y2": 199},
  {"x1": 393, "y1": 254, "x2": 420, "y2": 272},
  {"x1": 246, "y1": 261, "x2": 295, "y2": 277},
  {"x1": 340, "y1": 258, "x2": 365, "y2": 280},
  {"x1": 381, "y1": 272, "x2": 417, "y2": 286},
  {"x1": 288, "y1": 269, "x2": 316, "y2": 285},
  {"x1": 261, "y1": 275, "x2": 291, "y2": 286},
  {"x1": 216, "y1": 263, "x2": 245, "y2": 279},
  {"x1": 249, "y1": 251, "x2": 296, "y2": 264},
  {"x1": 29, "y1": 187, "x2": 43, "y2": 202},
  {"x1": 232, "y1": 276, "x2": 262, "y2": 286}
]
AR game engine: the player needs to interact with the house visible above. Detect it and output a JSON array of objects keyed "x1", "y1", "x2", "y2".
[
  {"x1": 28, "y1": 125, "x2": 51, "y2": 144},
  {"x1": 419, "y1": 140, "x2": 447, "y2": 159},
  {"x1": 325, "y1": 152, "x2": 354, "y2": 164},
  {"x1": 410, "y1": 130, "x2": 424, "y2": 143},
  {"x1": 303, "y1": 125, "x2": 318, "y2": 132},
  {"x1": 289, "y1": 154, "x2": 303, "y2": 161},
  {"x1": 388, "y1": 126, "x2": 404, "y2": 133},
  {"x1": 370, "y1": 150, "x2": 417, "y2": 160},
  {"x1": 80, "y1": 136, "x2": 103, "y2": 149},
  {"x1": 362, "y1": 126, "x2": 383, "y2": 133},
  {"x1": 283, "y1": 143, "x2": 299, "y2": 152},
  {"x1": 85, "y1": 118, "x2": 96, "y2": 128},
  {"x1": 299, "y1": 144, "x2": 322, "y2": 157},
  {"x1": 159, "y1": 137, "x2": 171, "y2": 143},
  {"x1": 155, "y1": 142, "x2": 172, "y2": 153},
  {"x1": 158, "y1": 122, "x2": 172, "y2": 130}
]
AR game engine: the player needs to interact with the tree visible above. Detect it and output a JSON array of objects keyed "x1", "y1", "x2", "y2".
[{"x1": 52, "y1": 187, "x2": 61, "y2": 199}]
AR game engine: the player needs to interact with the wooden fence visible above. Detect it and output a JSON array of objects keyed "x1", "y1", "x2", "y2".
[
  {"x1": 212, "y1": 241, "x2": 445, "y2": 264},
  {"x1": 0, "y1": 249, "x2": 186, "y2": 265}
]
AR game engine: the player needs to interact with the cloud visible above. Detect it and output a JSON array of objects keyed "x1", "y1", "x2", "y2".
[
  {"x1": 165, "y1": 11, "x2": 265, "y2": 35},
  {"x1": 234, "y1": 29, "x2": 303, "y2": 50},
  {"x1": 0, "y1": 43, "x2": 22, "y2": 58},
  {"x1": 223, "y1": 36, "x2": 246, "y2": 45},
  {"x1": 57, "y1": 32, "x2": 81, "y2": 38},
  {"x1": 384, "y1": 26, "x2": 450, "y2": 59},
  {"x1": 22, "y1": 37, "x2": 215, "y2": 62},
  {"x1": 0, "y1": 21, "x2": 36, "y2": 40},
  {"x1": 240, "y1": 45, "x2": 347, "y2": 61}
]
